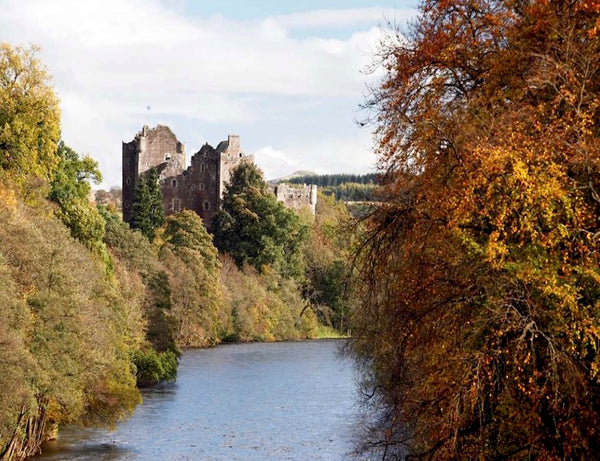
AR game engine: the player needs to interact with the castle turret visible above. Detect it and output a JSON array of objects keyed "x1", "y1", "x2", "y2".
[{"x1": 122, "y1": 125, "x2": 186, "y2": 224}]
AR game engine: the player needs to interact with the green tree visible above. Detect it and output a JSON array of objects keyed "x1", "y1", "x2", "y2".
[
  {"x1": 131, "y1": 168, "x2": 164, "y2": 241},
  {"x1": 0, "y1": 44, "x2": 60, "y2": 195},
  {"x1": 303, "y1": 192, "x2": 356, "y2": 331},
  {"x1": 0, "y1": 194, "x2": 141, "y2": 459},
  {"x1": 213, "y1": 162, "x2": 308, "y2": 278},
  {"x1": 49, "y1": 141, "x2": 106, "y2": 252},
  {"x1": 161, "y1": 210, "x2": 225, "y2": 346},
  {"x1": 102, "y1": 208, "x2": 178, "y2": 387}
]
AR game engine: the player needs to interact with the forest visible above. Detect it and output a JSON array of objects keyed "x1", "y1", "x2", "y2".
[
  {"x1": 0, "y1": 44, "x2": 356, "y2": 460},
  {"x1": 284, "y1": 173, "x2": 378, "y2": 202},
  {"x1": 350, "y1": 0, "x2": 600, "y2": 459}
]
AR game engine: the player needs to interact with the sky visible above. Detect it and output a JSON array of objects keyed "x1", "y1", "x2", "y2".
[{"x1": 1, "y1": 0, "x2": 418, "y2": 187}]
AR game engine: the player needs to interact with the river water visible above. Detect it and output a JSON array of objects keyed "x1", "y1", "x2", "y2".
[{"x1": 35, "y1": 340, "x2": 360, "y2": 461}]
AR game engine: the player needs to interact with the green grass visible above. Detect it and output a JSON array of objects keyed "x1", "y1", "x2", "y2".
[{"x1": 315, "y1": 324, "x2": 349, "y2": 339}]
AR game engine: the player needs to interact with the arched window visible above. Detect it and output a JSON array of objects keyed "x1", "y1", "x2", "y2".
[
  {"x1": 199, "y1": 183, "x2": 205, "y2": 190},
  {"x1": 172, "y1": 199, "x2": 181, "y2": 212},
  {"x1": 203, "y1": 201, "x2": 210, "y2": 211},
  {"x1": 172, "y1": 179, "x2": 177, "y2": 187}
]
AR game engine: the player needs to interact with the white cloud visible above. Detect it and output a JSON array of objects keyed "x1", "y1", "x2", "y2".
[
  {"x1": 253, "y1": 146, "x2": 300, "y2": 180},
  {"x1": 0, "y1": 0, "x2": 407, "y2": 187},
  {"x1": 253, "y1": 129, "x2": 378, "y2": 181}
]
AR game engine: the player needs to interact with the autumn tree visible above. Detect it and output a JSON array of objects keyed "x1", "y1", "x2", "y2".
[
  {"x1": 102, "y1": 208, "x2": 178, "y2": 387},
  {"x1": 352, "y1": 1, "x2": 600, "y2": 459},
  {"x1": 0, "y1": 44, "x2": 60, "y2": 198},
  {"x1": 0, "y1": 190, "x2": 141, "y2": 460}
]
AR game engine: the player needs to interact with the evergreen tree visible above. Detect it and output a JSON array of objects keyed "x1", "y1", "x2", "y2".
[
  {"x1": 147, "y1": 167, "x2": 165, "y2": 230},
  {"x1": 131, "y1": 168, "x2": 164, "y2": 241},
  {"x1": 213, "y1": 162, "x2": 307, "y2": 278}
]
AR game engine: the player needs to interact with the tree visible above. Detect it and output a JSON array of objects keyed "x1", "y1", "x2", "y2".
[
  {"x1": 161, "y1": 210, "x2": 224, "y2": 346},
  {"x1": 352, "y1": 1, "x2": 600, "y2": 459},
  {"x1": 102, "y1": 208, "x2": 178, "y2": 387},
  {"x1": 131, "y1": 168, "x2": 164, "y2": 241},
  {"x1": 49, "y1": 141, "x2": 106, "y2": 251},
  {"x1": 0, "y1": 44, "x2": 60, "y2": 194},
  {"x1": 303, "y1": 192, "x2": 357, "y2": 331},
  {"x1": 213, "y1": 162, "x2": 308, "y2": 278}
]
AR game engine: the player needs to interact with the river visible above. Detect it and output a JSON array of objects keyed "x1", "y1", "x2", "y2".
[{"x1": 35, "y1": 340, "x2": 360, "y2": 461}]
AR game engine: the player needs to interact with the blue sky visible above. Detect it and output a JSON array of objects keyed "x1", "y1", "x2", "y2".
[
  {"x1": 1, "y1": 0, "x2": 419, "y2": 186},
  {"x1": 184, "y1": 0, "x2": 416, "y2": 18}
]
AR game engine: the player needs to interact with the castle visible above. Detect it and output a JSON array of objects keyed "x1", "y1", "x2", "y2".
[{"x1": 122, "y1": 125, "x2": 316, "y2": 227}]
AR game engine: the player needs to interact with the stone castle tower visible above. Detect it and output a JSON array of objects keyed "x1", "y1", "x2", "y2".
[
  {"x1": 123, "y1": 125, "x2": 252, "y2": 226},
  {"x1": 122, "y1": 125, "x2": 315, "y2": 228}
]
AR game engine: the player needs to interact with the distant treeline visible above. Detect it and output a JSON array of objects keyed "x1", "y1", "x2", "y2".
[
  {"x1": 285, "y1": 173, "x2": 378, "y2": 202},
  {"x1": 286, "y1": 173, "x2": 378, "y2": 187}
]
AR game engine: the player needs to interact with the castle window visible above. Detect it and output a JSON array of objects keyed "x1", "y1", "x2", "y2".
[
  {"x1": 172, "y1": 179, "x2": 177, "y2": 187},
  {"x1": 239, "y1": 153, "x2": 242, "y2": 158},
  {"x1": 191, "y1": 184, "x2": 196, "y2": 190},
  {"x1": 125, "y1": 177, "x2": 131, "y2": 186},
  {"x1": 171, "y1": 199, "x2": 181, "y2": 212},
  {"x1": 165, "y1": 153, "x2": 172, "y2": 161},
  {"x1": 199, "y1": 183, "x2": 204, "y2": 190},
  {"x1": 201, "y1": 163, "x2": 205, "y2": 172},
  {"x1": 203, "y1": 201, "x2": 210, "y2": 211}
]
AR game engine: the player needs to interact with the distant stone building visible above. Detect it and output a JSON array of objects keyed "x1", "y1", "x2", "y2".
[
  {"x1": 122, "y1": 125, "x2": 316, "y2": 228},
  {"x1": 273, "y1": 183, "x2": 317, "y2": 215}
]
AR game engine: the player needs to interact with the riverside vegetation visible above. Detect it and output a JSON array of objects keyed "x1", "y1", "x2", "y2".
[
  {"x1": 0, "y1": 43, "x2": 358, "y2": 460},
  {"x1": 350, "y1": 1, "x2": 600, "y2": 459}
]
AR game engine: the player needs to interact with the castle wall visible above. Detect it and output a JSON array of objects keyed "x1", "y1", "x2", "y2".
[
  {"x1": 274, "y1": 183, "x2": 317, "y2": 214},
  {"x1": 123, "y1": 125, "x2": 316, "y2": 230},
  {"x1": 183, "y1": 144, "x2": 221, "y2": 225},
  {"x1": 122, "y1": 139, "x2": 139, "y2": 223},
  {"x1": 216, "y1": 135, "x2": 252, "y2": 199},
  {"x1": 122, "y1": 125, "x2": 186, "y2": 223}
]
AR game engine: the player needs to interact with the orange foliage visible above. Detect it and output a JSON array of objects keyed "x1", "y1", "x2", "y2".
[{"x1": 354, "y1": 0, "x2": 600, "y2": 458}]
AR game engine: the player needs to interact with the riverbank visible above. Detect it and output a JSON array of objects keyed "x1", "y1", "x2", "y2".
[{"x1": 34, "y1": 341, "x2": 357, "y2": 461}]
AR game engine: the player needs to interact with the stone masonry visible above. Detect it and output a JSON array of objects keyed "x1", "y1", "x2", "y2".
[
  {"x1": 273, "y1": 183, "x2": 317, "y2": 215},
  {"x1": 122, "y1": 125, "x2": 316, "y2": 228}
]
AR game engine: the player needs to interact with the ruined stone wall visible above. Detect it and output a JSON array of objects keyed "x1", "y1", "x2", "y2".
[
  {"x1": 216, "y1": 135, "x2": 254, "y2": 199},
  {"x1": 121, "y1": 139, "x2": 138, "y2": 223},
  {"x1": 122, "y1": 125, "x2": 186, "y2": 224},
  {"x1": 273, "y1": 183, "x2": 317, "y2": 214},
  {"x1": 182, "y1": 144, "x2": 221, "y2": 225},
  {"x1": 123, "y1": 125, "x2": 314, "y2": 229}
]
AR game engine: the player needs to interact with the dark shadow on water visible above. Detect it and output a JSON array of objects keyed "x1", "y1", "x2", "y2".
[
  {"x1": 140, "y1": 380, "x2": 177, "y2": 398},
  {"x1": 35, "y1": 440, "x2": 137, "y2": 460}
]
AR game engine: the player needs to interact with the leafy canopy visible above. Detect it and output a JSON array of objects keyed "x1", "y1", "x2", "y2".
[
  {"x1": 49, "y1": 141, "x2": 106, "y2": 252},
  {"x1": 352, "y1": 1, "x2": 600, "y2": 459},
  {"x1": 213, "y1": 162, "x2": 308, "y2": 278},
  {"x1": 0, "y1": 44, "x2": 60, "y2": 190}
]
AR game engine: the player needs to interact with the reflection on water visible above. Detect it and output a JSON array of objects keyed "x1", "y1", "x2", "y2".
[{"x1": 35, "y1": 340, "x2": 358, "y2": 461}]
